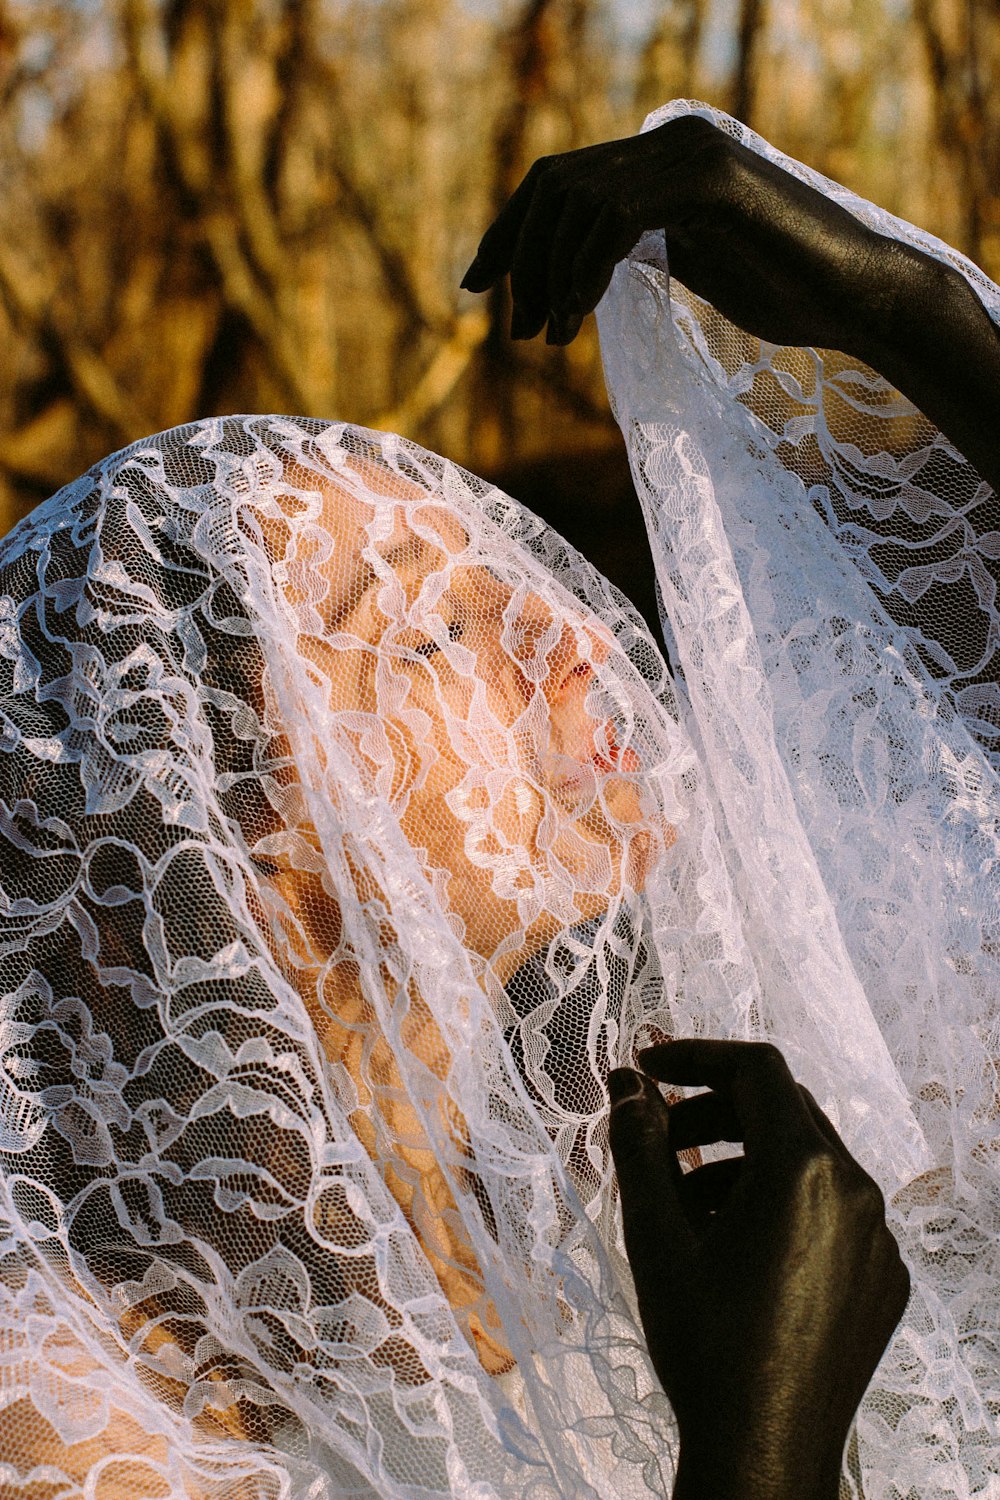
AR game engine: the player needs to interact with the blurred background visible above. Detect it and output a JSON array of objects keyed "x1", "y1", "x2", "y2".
[{"x1": 0, "y1": 0, "x2": 997, "y2": 623}]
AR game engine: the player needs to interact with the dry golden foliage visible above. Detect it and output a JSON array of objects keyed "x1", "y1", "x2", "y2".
[{"x1": 0, "y1": 0, "x2": 996, "y2": 539}]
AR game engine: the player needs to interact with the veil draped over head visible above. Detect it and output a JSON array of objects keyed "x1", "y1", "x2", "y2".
[{"x1": 0, "y1": 101, "x2": 997, "y2": 1498}]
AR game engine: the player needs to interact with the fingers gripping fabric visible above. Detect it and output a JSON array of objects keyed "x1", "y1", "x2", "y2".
[{"x1": 598, "y1": 101, "x2": 1000, "y2": 1500}]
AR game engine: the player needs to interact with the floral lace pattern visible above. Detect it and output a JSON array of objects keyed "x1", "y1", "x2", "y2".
[{"x1": 597, "y1": 99, "x2": 1000, "y2": 1500}]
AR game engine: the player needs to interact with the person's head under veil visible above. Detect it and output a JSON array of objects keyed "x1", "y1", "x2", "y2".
[
  {"x1": 264, "y1": 444, "x2": 653, "y2": 979},
  {"x1": 0, "y1": 414, "x2": 690, "y2": 1493},
  {"x1": 241, "y1": 435, "x2": 663, "y2": 1372}
]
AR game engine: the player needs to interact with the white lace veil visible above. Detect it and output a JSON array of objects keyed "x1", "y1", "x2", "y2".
[
  {"x1": 597, "y1": 100, "x2": 1000, "y2": 1500},
  {"x1": 0, "y1": 102, "x2": 997, "y2": 1499}
]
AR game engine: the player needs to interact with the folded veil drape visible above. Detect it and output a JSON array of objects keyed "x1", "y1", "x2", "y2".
[
  {"x1": 598, "y1": 99, "x2": 1000, "y2": 1500},
  {"x1": 0, "y1": 103, "x2": 997, "y2": 1498}
]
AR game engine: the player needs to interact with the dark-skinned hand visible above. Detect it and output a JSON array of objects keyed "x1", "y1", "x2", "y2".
[
  {"x1": 462, "y1": 114, "x2": 895, "y2": 351},
  {"x1": 462, "y1": 113, "x2": 1000, "y2": 493},
  {"x1": 607, "y1": 1040, "x2": 910, "y2": 1500}
]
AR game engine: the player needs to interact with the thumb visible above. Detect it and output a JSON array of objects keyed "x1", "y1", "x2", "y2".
[{"x1": 608, "y1": 1068, "x2": 695, "y2": 1289}]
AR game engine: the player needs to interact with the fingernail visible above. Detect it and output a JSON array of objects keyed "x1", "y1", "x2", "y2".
[
  {"x1": 559, "y1": 311, "x2": 584, "y2": 342},
  {"x1": 460, "y1": 256, "x2": 484, "y2": 291},
  {"x1": 546, "y1": 310, "x2": 584, "y2": 346},
  {"x1": 608, "y1": 1067, "x2": 646, "y2": 1107}
]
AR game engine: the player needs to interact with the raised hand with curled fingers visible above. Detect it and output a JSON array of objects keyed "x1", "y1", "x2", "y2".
[
  {"x1": 462, "y1": 113, "x2": 1000, "y2": 492},
  {"x1": 461, "y1": 115, "x2": 895, "y2": 351},
  {"x1": 607, "y1": 1041, "x2": 910, "y2": 1500}
]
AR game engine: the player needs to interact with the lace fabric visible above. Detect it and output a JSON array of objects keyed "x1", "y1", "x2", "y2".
[
  {"x1": 0, "y1": 104, "x2": 997, "y2": 1498},
  {"x1": 598, "y1": 99, "x2": 1000, "y2": 1500}
]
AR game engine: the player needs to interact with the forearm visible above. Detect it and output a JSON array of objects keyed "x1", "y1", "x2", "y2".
[
  {"x1": 668, "y1": 1353, "x2": 852, "y2": 1498},
  {"x1": 672, "y1": 1426, "x2": 844, "y2": 1500},
  {"x1": 668, "y1": 1404, "x2": 851, "y2": 1500},
  {"x1": 852, "y1": 241, "x2": 1000, "y2": 495}
]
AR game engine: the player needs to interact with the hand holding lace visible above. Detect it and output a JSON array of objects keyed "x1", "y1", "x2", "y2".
[
  {"x1": 462, "y1": 113, "x2": 1000, "y2": 492},
  {"x1": 462, "y1": 116, "x2": 892, "y2": 351},
  {"x1": 608, "y1": 1040, "x2": 911, "y2": 1500}
]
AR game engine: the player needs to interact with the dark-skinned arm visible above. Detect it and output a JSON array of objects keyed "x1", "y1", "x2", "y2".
[
  {"x1": 462, "y1": 114, "x2": 1000, "y2": 495},
  {"x1": 607, "y1": 1041, "x2": 910, "y2": 1500}
]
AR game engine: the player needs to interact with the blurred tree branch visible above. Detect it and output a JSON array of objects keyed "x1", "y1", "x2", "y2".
[
  {"x1": 732, "y1": 0, "x2": 766, "y2": 128},
  {"x1": 0, "y1": 238, "x2": 155, "y2": 440},
  {"x1": 122, "y1": 0, "x2": 320, "y2": 410},
  {"x1": 373, "y1": 306, "x2": 489, "y2": 432},
  {"x1": 913, "y1": 0, "x2": 1000, "y2": 269}
]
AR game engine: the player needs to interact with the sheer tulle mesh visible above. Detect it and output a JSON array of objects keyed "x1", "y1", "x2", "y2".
[
  {"x1": 0, "y1": 414, "x2": 685, "y2": 1497},
  {"x1": 597, "y1": 99, "x2": 1000, "y2": 1500},
  {"x1": 0, "y1": 103, "x2": 998, "y2": 1499}
]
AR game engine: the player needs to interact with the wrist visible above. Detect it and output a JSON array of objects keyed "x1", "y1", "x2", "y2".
[{"x1": 672, "y1": 1416, "x2": 846, "y2": 1500}]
